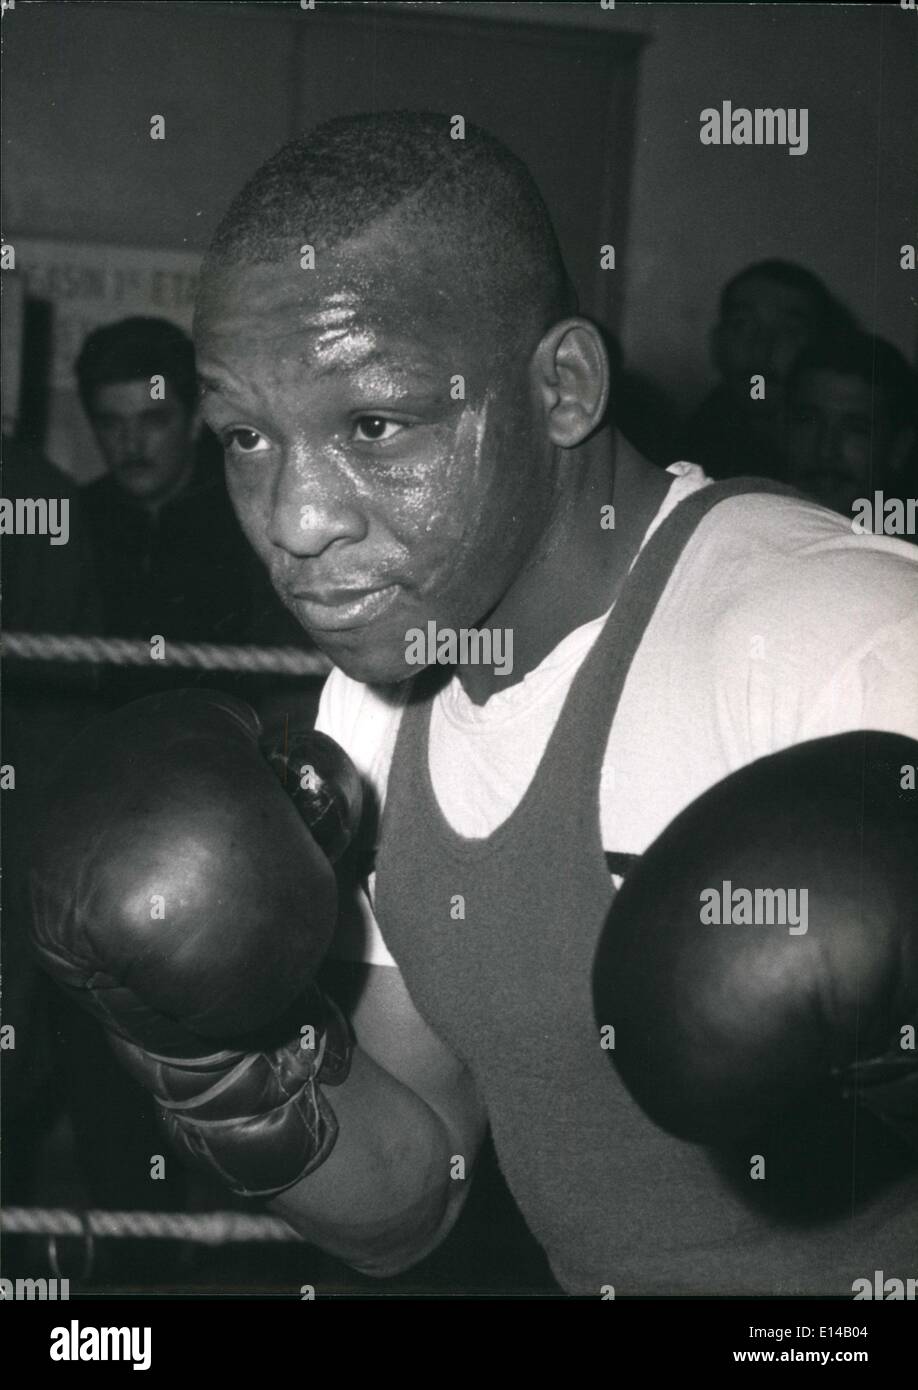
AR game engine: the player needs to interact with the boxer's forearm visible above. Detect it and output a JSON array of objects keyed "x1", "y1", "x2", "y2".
[{"x1": 267, "y1": 1044, "x2": 478, "y2": 1276}]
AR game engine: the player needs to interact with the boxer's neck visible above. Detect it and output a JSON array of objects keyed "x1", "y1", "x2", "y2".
[{"x1": 458, "y1": 427, "x2": 673, "y2": 705}]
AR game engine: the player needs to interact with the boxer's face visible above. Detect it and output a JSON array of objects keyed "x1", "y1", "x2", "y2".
[
  {"x1": 195, "y1": 229, "x2": 557, "y2": 683},
  {"x1": 88, "y1": 380, "x2": 195, "y2": 502}
]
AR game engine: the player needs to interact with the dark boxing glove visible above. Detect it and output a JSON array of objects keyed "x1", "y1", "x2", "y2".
[
  {"x1": 593, "y1": 731, "x2": 918, "y2": 1155},
  {"x1": 30, "y1": 689, "x2": 362, "y2": 1196},
  {"x1": 261, "y1": 727, "x2": 364, "y2": 866}
]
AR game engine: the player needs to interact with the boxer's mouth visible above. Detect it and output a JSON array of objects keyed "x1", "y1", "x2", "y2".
[{"x1": 292, "y1": 583, "x2": 401, "y2": 631}]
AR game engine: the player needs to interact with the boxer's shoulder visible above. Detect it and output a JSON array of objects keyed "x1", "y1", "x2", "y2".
[
  {"x1": 683, "y1": 488, "x2": 918, "y2": 642},
  {"x1": 642, "y1": 488, "x2": 918, "y2": 757},
  {"x1": 701, "y1": 486, "x2": 918, "y2": 573}
]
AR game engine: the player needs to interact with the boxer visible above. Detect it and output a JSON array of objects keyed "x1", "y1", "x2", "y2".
[{"x1": 32, "y1": 111, "x2": 918, "y2": 1295}]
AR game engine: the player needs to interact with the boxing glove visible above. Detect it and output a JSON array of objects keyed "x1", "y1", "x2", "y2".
[
  {"x1": 261, "y1": 727, "x2": 363, "y2": 866},
  {"x1": 30, "y1": 688, "x2": 362, "y2": 1195},
  {"x1": 593, "y1": 731, "x2": 918, "y2": 1154}
]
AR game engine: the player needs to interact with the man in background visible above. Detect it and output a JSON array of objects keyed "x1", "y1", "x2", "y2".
[
  {"x1": 785, "y1": 332, "x2": 917, "y2": 539},
  {"x1": 75, "y1": 316, "x2": 311, "y2": 715},
  {"x1": 680, "y1": 259, "x2": 857, "y2": 481},
  {"x1": 76, "y1": 316, "x2": 255, "y2": 649}
]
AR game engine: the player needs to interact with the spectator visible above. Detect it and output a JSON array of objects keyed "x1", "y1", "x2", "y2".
[
  {"x1": 75, "y1": 316, "x2": 256, "y2": 647},
  {"x1": 785, "y1": 332, "x2": 917, "y2": 537},
  {"x1": 680, "y1": 260, "x2": 857, "y2": 481}
]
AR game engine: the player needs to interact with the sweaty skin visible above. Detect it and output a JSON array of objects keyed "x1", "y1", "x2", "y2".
[{"x1": 195, "y1": 219, "x2": 668, "y2": 701}]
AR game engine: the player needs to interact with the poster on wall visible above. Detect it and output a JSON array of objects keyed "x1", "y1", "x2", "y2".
[{"x1": 11, "y1": 237, "x2": 202, "y2": 480}]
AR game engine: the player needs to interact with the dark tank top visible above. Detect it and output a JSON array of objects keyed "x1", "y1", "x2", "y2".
[{"x1": 373, "y1": 478, "x2": 918, "y2": 1294}]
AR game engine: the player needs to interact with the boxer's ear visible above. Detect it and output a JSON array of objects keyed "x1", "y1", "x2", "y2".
[{"x1": 532, "y1": 318, "x2": 609, "y2": 449}]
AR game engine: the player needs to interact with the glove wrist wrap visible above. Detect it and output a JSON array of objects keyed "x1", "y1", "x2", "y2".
[{"x1": 108, "y1": 991, "x2": 353, "y2": 1197}]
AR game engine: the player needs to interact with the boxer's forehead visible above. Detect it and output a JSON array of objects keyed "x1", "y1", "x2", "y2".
[{"x1": 194, "y1": 231, "x2": 496, "y2": 400}]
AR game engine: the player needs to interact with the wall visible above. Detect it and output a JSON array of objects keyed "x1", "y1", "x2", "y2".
[
  {"x1": 1, "y1": 3, "x2": 295, "y2": 251},
  {"x1": 2, "y1": 1, "x2": 644, "y2": 475},
  {"x1": 617, "y1": 2, "x2": 918, "y2": 412},
  {"x1": 4, "y1": 2, "x2": 915, "y2": 430},
  {"x1": 388, "y1": 2, "x2": 917, "y2": 410}
]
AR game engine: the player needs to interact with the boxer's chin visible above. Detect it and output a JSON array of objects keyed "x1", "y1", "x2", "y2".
[{"x1": 310, "y1": 628, "x2": 421, "y2": 687}]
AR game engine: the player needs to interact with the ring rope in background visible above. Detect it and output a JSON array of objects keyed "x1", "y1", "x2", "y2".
[
  {"x1": 2, "y1": 631, "x2": 331, "y2": 677},
  {"x1": 2, "y1": 1206, "x2": 301, "y2": 1245}
]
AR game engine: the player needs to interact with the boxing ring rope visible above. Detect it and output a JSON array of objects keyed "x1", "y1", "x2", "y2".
[
  {"x1": 2, "y1": 631, "x2": 332, "y2": 677},
  {"x1": 2, "y1": 1206, "x2": 301, "y2": 1245},
  {"x1": 2, "y1": 1207, "x2": 303, "y2": 1280}
]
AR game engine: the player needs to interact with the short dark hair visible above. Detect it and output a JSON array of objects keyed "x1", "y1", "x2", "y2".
[
  {"x1": 720, "y1": 259, "x2": 856, "y2": 335},
  {"x1": 75, "y1": 317, "x2": 197, "y2": 416},
  {"x1": 789, "y1": 332, "x2": 917, "y2": 433},
  {"x1": 200, "y1": 109, "x2": 576, "y2": 346}
]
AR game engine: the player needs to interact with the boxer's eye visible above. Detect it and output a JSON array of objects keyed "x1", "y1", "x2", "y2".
[
  {"x1": 353, "y1": 416, "x2": 404, "y2": 443},
  {"x1": 223, "y1": 428, "x2": 269, "y2": 454}
]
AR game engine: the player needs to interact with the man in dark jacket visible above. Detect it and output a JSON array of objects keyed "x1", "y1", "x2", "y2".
[{"x1": 76, "y1": 316, "x2": 255, "y2": 646}]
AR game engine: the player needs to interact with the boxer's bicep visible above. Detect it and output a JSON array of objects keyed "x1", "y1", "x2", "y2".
[
  {"x1": 321, "y1": 877, "x2": 485, "y2": 1156},
  {"x1": 270, "y1": 962, "x2": 485, "y2": 1274},
  {"x1": 320, "y1": 957, "x2": 486, "y2": 1164},
  {"x1": 268, "y1": 1043, "x2": 468, "y2": 1276}
]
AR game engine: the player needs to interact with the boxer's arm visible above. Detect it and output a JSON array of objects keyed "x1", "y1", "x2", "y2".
[{"x1": 268, "y1": 961, "x2": 486, "y2": 1276}]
